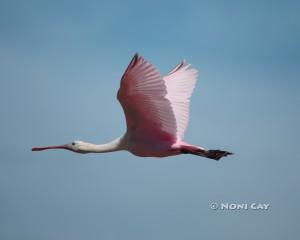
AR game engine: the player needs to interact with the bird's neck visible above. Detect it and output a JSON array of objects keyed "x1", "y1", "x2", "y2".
[{"x1": 81, "y1": 137, "x2": 124, "y2": 153}]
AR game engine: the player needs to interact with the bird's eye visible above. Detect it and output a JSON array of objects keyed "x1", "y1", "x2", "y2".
[{"x1": 72, "y1": 142, "x2": 76, "y2": 146}]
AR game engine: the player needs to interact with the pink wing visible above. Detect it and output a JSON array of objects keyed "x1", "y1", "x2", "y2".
[
  {"x1": 164, "y1": 60, "x2": 198, "y2": 140},
  {"x1": 117, "y1": 54, "x2": 177, "y2": 143},
  {"x1": 117, "y1": 54, "x2": 198, "y2": 143}
]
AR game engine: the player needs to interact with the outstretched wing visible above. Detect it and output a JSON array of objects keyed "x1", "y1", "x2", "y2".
[
  {"x1": 164, "y1": 60, "x2": 198, "y2": 140},
  {"x1": 117, "y1": 54, "x2": 177, "y2": 143}
]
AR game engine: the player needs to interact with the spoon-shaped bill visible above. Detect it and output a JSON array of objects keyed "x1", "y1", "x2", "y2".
[{"x1": 32, "y1": 144, "x2": 69, "y2": 151}]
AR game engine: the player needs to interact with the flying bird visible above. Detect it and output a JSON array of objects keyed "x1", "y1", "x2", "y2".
[{"x1": 32, "y1": 54, "x2": 232, "y2": 160}]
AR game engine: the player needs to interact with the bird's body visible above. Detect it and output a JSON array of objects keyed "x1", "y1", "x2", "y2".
[{"x1": 32, "y1": 54, "x2": 232, "y2": 160}]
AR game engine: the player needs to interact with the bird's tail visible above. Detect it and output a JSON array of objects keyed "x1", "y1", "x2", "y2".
[{"x1": 180, "y1": 145, "x2": 233, "y2": 161}]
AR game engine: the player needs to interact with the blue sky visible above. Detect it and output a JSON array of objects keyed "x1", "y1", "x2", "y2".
[{"x1": 0, "y1": 0, "x2": 299, "y2": 239}]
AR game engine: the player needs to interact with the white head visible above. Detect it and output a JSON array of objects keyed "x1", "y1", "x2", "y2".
[{"x1": 32, "y1": 137, "x2": 123, "y2": 154}]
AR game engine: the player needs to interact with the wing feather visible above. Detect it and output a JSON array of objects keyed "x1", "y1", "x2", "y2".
[
  {"x1": 117, "y1": 54, "x2": 177, "y2": 142},
  {"x1": 164, "y1": 60, "x2": 198, "y2": 140},
  {"x1": 117, "y1": 54, "x2": 198, "y2": 143}
]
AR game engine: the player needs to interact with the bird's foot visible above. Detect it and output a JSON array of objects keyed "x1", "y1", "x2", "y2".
[{"x1": 205, "y1": 150, "x2": 233, "y2": 161}]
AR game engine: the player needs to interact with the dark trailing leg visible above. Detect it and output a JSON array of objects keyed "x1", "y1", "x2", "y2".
[
  {"x1": 204, "y1": 150, "x2": 233, "y2": 161},
  {"x1": 180, "y1": 146, "x2": 233, "y2": 161}
]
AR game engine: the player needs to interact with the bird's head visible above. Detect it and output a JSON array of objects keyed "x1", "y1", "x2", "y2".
[{"x1": 32, "y1": 140, "x2": 88, "y2": 153}]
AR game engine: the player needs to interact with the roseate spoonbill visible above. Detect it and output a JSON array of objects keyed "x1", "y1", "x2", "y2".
[{"x1": 32, "y1": 54, "x2": 233, "y2": 160}]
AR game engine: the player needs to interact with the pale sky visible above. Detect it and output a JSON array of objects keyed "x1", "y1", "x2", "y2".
[{"x1": 0, "y1": 0, "x2": 299, "y2": 239}]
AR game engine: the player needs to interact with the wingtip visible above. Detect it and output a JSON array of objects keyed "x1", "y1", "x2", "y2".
[
  {"x1": 167, "y1": 59, "x2": 187, "y2": 75},
  {"x1": 133, "y1": 52, "x2": 139, "y2": 59},
  {"x1": 129, "y1": 53, "x2": 140, "y2": 68}
]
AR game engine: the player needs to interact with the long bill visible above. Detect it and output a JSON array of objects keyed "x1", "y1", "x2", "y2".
[{"x1": 31, "y1": 144, "x2": 69, "y2": 151}]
